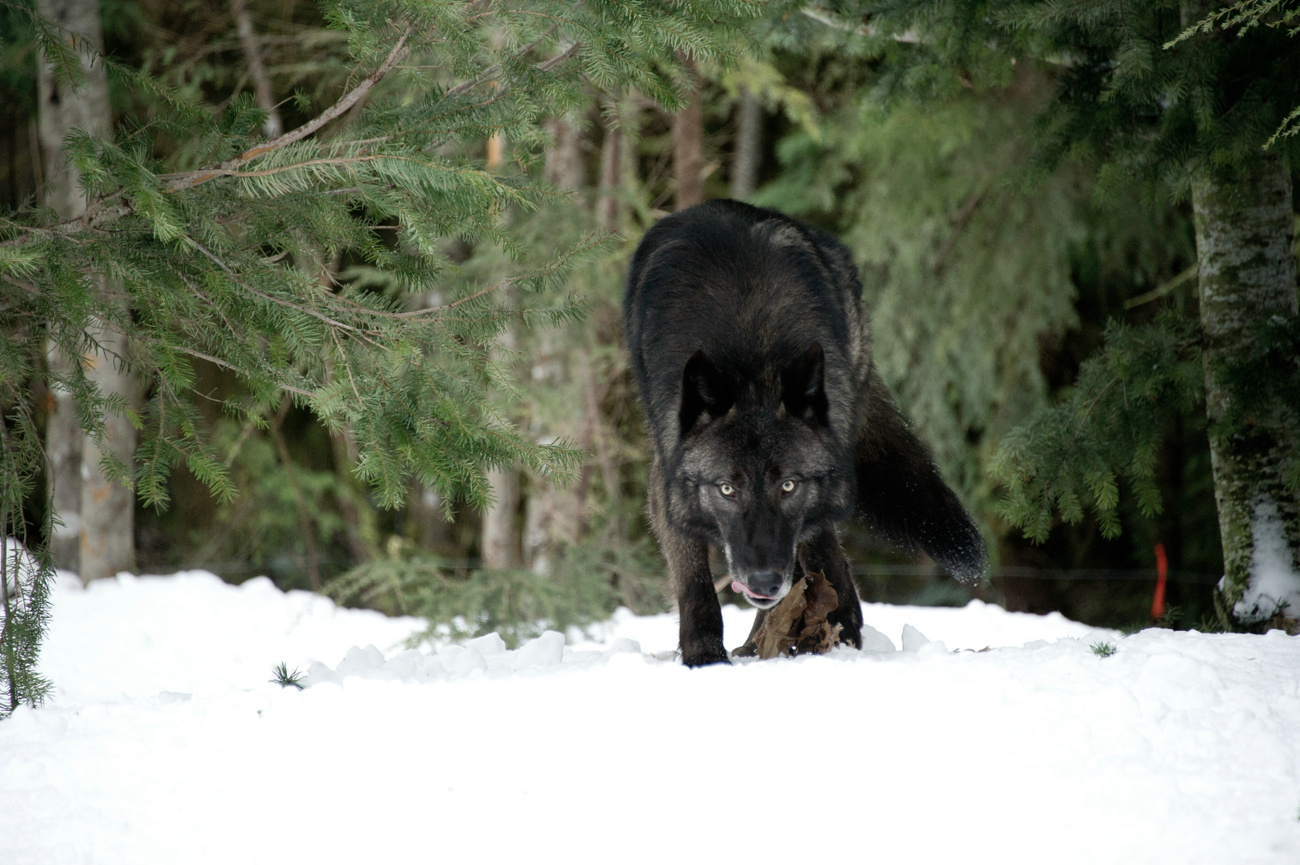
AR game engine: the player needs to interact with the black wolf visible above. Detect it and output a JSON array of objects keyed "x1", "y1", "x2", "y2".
[{"x1": 624, "y1": 199, "x2": 986, "y2": 667}]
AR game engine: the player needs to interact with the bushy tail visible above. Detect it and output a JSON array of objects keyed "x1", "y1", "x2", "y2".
[{"x1": 854, "y1": 375, "x2": 987, "y2": 583}]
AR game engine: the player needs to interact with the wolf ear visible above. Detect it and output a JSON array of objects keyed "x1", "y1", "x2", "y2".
[
  {"x1": 681, "y1": 350, "x2": 734, "y2": 434},
  {"x1": 782, "y1": 342, "x2": 829, "y2": 425}
]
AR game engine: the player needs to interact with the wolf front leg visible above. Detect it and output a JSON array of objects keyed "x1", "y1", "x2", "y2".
[{"x1": 648, "y1": 457, "x2": 729, "y2": 666}]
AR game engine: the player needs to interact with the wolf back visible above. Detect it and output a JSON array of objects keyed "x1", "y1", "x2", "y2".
[{"x1": 624, "y1": 199, "x2": 986, "y2": 667}]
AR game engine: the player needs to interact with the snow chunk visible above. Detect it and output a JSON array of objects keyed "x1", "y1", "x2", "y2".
[
  {"x1": 510, "y1": 630, "x2": 566, "y2": 670},
  {"x1": 467, "y1": 633, "x2": 508, "y2": 656},
  {"x1": 305, "y1": 629, "x2": 574, "y2": 685},
  {"x1": 859, "y1": 623, "x2": 897, "y2": 654},
  {"x1": 901, "y1": 624, "x2": 931, "y2": 652}
]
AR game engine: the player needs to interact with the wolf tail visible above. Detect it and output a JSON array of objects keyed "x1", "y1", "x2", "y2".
[{"x1": 853, "y1": 374, "x2": 988, "y2": 583}]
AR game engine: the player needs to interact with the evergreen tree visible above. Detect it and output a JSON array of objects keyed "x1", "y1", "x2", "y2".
[
  {"x1": 0, "y1": 0, "x2": 759, "y2": 714},
  {"x1": 786, "y1": 0, "x2": 1300, "y2": 627}
]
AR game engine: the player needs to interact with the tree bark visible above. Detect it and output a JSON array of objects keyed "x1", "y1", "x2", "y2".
[
  {"x1": 78, "y1": 317, "x2": 137, "y2": 583},
  {"x1": 596, "y1": 99, "x2": 624, "y2": 233},
  {"x1": 481, "y1": 285, "x2": 522, "y2": 570},
  {"x1": 544, "y1": 116, "x2": 586, "y2": 192},
  {"x1": 37, "y1": 0, "x2": 134, "y2": 581},
  {"x1": 1191, "y1": 154, "x2": 1300, "y2": 625},
  {"x1": 481, "y1": 464, "x2": 521, "y2": 569},
  {"x1": 730, "y1": 86, "x2": 761, "y2": 200},
  {"x1": 521, "y1": 116, "x2": 588, "y2": 574},
  {"x1": 673, "y1": 57, "x2": 704, "y2": 211}
]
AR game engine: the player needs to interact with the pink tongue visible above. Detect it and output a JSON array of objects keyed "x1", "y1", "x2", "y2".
[{"x1": 731, "y1": 580, "x2": 772, "y2": 600}]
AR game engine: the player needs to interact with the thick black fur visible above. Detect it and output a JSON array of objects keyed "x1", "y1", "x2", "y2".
[{"x1": 624, "y1": 200, "x2": 987, "y2": 667}]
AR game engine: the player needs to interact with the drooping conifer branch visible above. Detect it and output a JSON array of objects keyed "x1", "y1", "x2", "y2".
[{"x1": 161, "y1": 25, "x2": 415, "y2": 195}]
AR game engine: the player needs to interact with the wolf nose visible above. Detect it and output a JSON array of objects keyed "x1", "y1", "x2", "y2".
[{"x1": 749, "y1": 571, "x2": 783, "y2": 598}]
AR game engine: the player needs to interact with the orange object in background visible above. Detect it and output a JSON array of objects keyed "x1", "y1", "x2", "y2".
[{"x1": 1151, "y1": 542, "x2": 1169, "y2": 621}]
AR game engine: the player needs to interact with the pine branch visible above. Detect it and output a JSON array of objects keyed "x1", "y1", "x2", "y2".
[{"x1": 161, "y1": 25, "x2": 415, "y2": 194}]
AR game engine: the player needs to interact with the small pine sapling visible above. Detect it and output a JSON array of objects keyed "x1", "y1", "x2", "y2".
[
  {"x1": 1091, "y1": 641, "x2": 1117, "y2": 659},
  {"x1": 270, "y1": 662, "x2": 305, "y2": 690}
]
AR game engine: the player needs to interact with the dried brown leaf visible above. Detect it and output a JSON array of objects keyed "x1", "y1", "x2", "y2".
[{"x1": 749, "y1": 570, "x2": 844, "y2": 659}]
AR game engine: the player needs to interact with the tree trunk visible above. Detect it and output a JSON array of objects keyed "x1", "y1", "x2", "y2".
[
  {"x1": 78, "y1": 317, "x2": 137, "y2": 583},
  {"x1": 37, "y1": 0, "x2": 134, "y2": 581},
  {"x1": 481, "y1": 465, "x2": 521, "y2": 569},
  {"x1": 522, "y1": 116, "x2": 587, "y2": 574},
  {"x1": 544, "y1": 116, "x2": 586, "y2": 192},
  {"x1": 1191, "y1": 154, "x2": 1300, "y2": 626},
  {"x1": 673, "y1": 57, "x2": 704, "y2": 211},
  {"x1": 43, "y1": 345, "x2": 81, "y2": 570},
  {"x1": 596, "y1": 99, "x2": 624, "y2": 233},
  {"x1": 481, "y1": 282, "x2": 522, "y2": 570},
  {"x1": 730, "y1": 86, "x2": 761, "y2": 200}
]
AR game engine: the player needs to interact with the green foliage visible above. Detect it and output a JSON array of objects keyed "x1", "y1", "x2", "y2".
[
  {"x1": 1090, "y1": 640, "x2": 1117, "y2": 657},
  {"x1": 787, "y1": 0, "x2": 1300, "y2": 193},
  {"x1": 270, "y1": 661, "x2": 305, "y2": 689},
  {"x1": 1166, "y1": 0, "x2": 1300, "y2": 145},
  {"x1": 183, "y1": 415, "x2": 360, "y2": 586},
  {"x1": 329, "y1": 546, "x2": 616, "y2": 649},
  {"x1": 755, "y1": 61, "x2": 1084, "y2": 511},
  {"x1": 1, "y1": 404, "x2": 54, "y2": 717},
  {"x1": 0, "y1": 537, "x2": 54, "y2": 719},
  {"x1": 992, "y1": 315, "x2": 1204, "y2": 541}
]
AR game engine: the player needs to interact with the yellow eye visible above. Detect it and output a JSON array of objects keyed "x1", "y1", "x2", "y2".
[
  {"x1": 781, "y1": 479, "x2": 797, "y2": 494},
  {"x1": 719, "y1": 483, "x2": 735, "y2": 498}
]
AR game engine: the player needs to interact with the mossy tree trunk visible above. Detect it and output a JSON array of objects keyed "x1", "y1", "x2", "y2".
[{"x1": 1191, "y1": 154, "x2": 1300, "y2": 626}]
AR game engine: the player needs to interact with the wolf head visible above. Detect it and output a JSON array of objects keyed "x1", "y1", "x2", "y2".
[{"x1": 670, "y1": 343, "x2": 855, "y2": 609}]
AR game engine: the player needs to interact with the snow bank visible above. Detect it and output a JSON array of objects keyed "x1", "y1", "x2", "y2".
[
  {"x1": 2, "y1": 569, "x2": 1299, "y2": 865},
  {"x1": 38, "y1": 569, "x2": 423, "y2": 702}
]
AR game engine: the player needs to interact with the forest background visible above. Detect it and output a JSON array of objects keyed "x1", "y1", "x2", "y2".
[{"x1": 2, "y1": 0, "x2": 1298, "y2": 704}]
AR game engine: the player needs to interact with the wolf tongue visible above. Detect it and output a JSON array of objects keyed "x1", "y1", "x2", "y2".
[{"x1": 731, "y1": 580, "x2": 772, "y2": 600}]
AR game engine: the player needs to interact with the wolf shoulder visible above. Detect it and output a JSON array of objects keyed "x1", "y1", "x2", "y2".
[{"x1": 623, "y1": 200, "x2": 870, "y2": 401}]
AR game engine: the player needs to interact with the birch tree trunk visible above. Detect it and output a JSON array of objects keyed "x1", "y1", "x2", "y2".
[
  {"x1": 1191, "y1": 154, "x2": 1300, "y2": 625},
  {"x1": 37, "y1": 0, "x2": 137, "y2": 581}
]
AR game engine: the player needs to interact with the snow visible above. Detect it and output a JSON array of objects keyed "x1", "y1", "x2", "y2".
[
  {"x1": 1233, "y1": 494, "x2": 1300, "y2": 623},
  {"x1": 3, "y1": 569, "x2": 1300, "y2": 864}
]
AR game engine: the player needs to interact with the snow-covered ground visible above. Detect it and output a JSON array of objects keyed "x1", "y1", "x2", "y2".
[{"x1": 3, "y1": 569, "x2": 1299, "y2": 864}]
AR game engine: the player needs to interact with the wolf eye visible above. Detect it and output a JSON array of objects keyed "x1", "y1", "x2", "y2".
[
  {"x1": 719, "y1": 483, "x2": 735, "y2": 498},
  {"x1": 780, "y1": 479, "x2": 797, "y2": 494}
]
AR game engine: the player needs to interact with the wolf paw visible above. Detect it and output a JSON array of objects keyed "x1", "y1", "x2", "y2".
[
  {"x1": 835, "y1": 623, "x2": 863, "y2": 650},
  {"x1": 681, "y1": 640, "x2": 731, "y2": 667}
]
